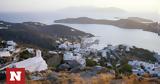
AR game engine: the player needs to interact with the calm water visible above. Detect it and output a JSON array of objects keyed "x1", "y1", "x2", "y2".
[
  {"x1": 62, "y1": 24, "x2": 160, "y2": 54},
  {"x1": 1, "y1": 12, "x2": 160, "y2": 53}
]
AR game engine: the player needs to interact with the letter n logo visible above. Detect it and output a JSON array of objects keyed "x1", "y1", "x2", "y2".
[{"x1": 6, "y1": 68, "x2": 25, "y2": 84}]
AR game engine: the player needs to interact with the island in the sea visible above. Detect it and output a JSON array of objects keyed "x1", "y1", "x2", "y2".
[{"x1": 55, "y1": 17, "x2": 160, "y2": 35}]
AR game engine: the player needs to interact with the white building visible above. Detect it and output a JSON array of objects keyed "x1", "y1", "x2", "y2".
[
  {"x1": 128, "y1": 60, "x2": 160, "y2": 76},
  {"x1": 6, "y1": 41, "x2": 17, "y2": 46},
  {"x1": 55, "y1": 40, "x2": 60, "y2": 44},
  {"x1": 63, "y1": 52, "x2": 74, "y2": 60},
  {"x1": 59, "y1": 41, "x2": 81, "y2": 51},
  {"x1": 132, "y1": 68, "x2": 145, "y2": 75},
  {"x1": 99, "y1": 48, "x2": 110, "y2": 57},
  {"x1": 100, "y1": 50, "x2": 107, "y2": 57},
  {"x1": 48, "y1": 51, "x2": 58, "y2": 54},
  {"x1": 63, "y1": 52, "x2": 86, "y2": 67},
  {"x1": 126, "y1": 46, "x2": 130, "y2": 52},
  {"x1": 7, "y1": 46, "x2": 15, "y2": 52},
  {"x1": 26, "y1": 48, "x2": 34, "y2": 54},
  {"x1": 0, "y1": 51, "x2": 11, "y2": 57},
  {"x1": 59, "y1": 43, "x2": 68, "y2": 50},
  {"x1": 73, "y1": 43, "x2": 81, "y2": 49},
  {"x1": 11, "y1": 49, "x2": 47, "y2": 72},
  {"x1": 12, "y1": 56, "x2": 48, "y2": 72},
  {"x1": 128, "y1": 60, "x2": 155, "y2": 70}
]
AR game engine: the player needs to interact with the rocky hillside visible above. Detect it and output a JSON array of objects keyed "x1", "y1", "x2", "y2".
[
  {"x1": 55, "y1": 17, "x2": 160, "y2": 35},
  {"x1": 0, "y1": 21, "x2": 93, "y2": 49}
]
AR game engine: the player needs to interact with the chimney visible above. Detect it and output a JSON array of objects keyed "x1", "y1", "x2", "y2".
[{"x1": 36, "y1": 50, "x2": 42, "y2": 57}]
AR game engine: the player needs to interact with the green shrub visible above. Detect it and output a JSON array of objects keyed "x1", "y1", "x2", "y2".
[
  {"x1": 86, "y1": 59, "x2": 97, "y2": 67},
  {"x1": 19, "y1": 50, "x2": 33, "y2": 61},
  {"x1": 119, "y1": 64, "x2": 132, "y2": 74}
]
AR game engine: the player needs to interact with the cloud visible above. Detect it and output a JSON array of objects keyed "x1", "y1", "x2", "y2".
[{"x1": 0, "y1": 0, "x2": 158, "y2": 12}]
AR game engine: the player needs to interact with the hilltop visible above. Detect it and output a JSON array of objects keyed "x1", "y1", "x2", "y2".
[{"x1": 0, "y1": 21, "x2": 93, "y2": 49}]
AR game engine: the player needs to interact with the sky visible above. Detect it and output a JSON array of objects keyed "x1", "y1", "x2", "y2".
[{"x1": 0, "y1": 0, "x2": 159, "y2": 13}]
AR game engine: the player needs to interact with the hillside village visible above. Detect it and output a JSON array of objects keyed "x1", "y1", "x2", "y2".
[
  {"x1": 0, "y1": 38, "x2": 160, "y2": 83},
  {"x1": 0, "y1": 0, "x2": 160, "y2": 83}
]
